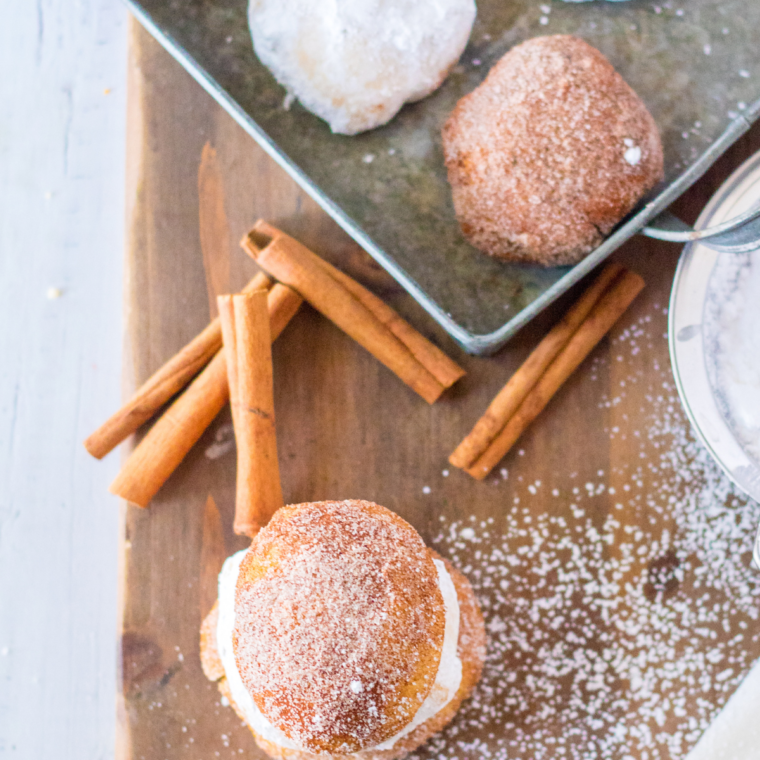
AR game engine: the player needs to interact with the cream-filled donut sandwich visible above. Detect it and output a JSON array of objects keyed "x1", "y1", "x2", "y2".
[{"x1": 201, "y1": 499, "x2": 485, "y2": 760}]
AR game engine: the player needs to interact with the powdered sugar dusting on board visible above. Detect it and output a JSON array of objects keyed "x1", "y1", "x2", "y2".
[{"x1": 412, "y1": 309, "x2": 760, "y2": 760}]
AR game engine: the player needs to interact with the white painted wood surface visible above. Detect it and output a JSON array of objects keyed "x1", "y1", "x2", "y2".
[
  {"x1": 0, "y1": 0, "x2": 126, "y2": 757},
  {"x1": 0, "y1": 1, "x2": 756, "y2": 758}
]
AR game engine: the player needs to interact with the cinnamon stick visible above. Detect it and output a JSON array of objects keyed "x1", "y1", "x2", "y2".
[
  {"x1": 251, "y1": 222, "x2": 465, "y2": 390},
  {"x1": 242, "y1": 224, "x2": 463, "y2": 403},
  {"x1": 218, "y1": 292, "x2": 283, "y2": 537},
  {"x1": 84, "y1": 270, "x2": 272, "y2": 459},
  {"x1": 109, "y1": 283, "x2": 302, "y2": 508},
  {"x1": 464, "y1": 269, "x2": 644, "y2": 480},
  {"x1": 450, "y1": 262, "x2": 624, "y2": 469}
]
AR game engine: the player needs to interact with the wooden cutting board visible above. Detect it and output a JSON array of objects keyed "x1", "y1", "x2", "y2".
[{"x1": 117, "y1": 19, "x2": 760, "y2": 760}]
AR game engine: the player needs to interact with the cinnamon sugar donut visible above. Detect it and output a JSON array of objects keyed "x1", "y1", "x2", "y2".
[
  {"x1": 442, "y1": 35, "x2": 664, "y2": 266},
  {"x1": 200, "y1": 500, "x2": 485, "y2": 760}
]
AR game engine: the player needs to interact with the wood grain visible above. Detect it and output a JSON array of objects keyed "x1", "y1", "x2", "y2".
[
  {"x1": 199, "y1": 494, "x2": 227, "y2": 620},
  {"x1": 198, "y1": 142, "x2": 233, "y2": 317},
  {"x1": 119, "y1": 20, "x2": 760, "y2": 760}
]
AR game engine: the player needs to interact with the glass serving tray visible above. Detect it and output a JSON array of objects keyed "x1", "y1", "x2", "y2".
[{"x1": 125, "y1": 0, "x2": 760, "y2": 353}]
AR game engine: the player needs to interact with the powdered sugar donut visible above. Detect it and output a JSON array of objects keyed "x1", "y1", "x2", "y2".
[{"x1": 248, "y1": 0, "x2": 477, "y2": 135}]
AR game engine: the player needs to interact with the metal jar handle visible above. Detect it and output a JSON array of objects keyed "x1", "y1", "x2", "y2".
[{"x1": 641, "y1": 201, "x2": 760, "y2": 253}]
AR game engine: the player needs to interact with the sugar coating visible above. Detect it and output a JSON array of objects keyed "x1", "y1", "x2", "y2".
[
  {"x1": 233, "y1": 500, "x2": 447, "y2": 753},
  {"x1": 443, "y1": 35, "x2": 664, "y2": 266},
  {"x1": 217, "y1": 550, "x2": 300, "y2": 750},
  {"x1": 217, "y1": 551, "x2": 463, "y2": 754},
  {"x1": 248, "y1": 0, "x2": 476, "y2": 135},
  {"x1": 373, "y1": 559, "x2": 463, "y2": 750}
]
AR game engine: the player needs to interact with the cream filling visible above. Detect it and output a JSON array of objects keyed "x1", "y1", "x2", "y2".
[
  {"x1": 217, "y1": 550, "x2": 300, "y2": 749},
  {"x1": 216, "y1": 549, "x2": 462, "y2": 753}
]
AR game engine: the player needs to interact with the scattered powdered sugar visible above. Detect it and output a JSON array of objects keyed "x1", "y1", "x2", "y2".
[
  {"x1": 205, "y1": 423, "x2": 235, "y2": 460},
  {"x1": 624, "y1": 138, "x2": 642, "y2": 167},
  {"x1": 282, "y1": 91, "x2": 295, "y2": 111},
  {"x1": 412, "y1": 311, "x2": 760, "y2": 760}
]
